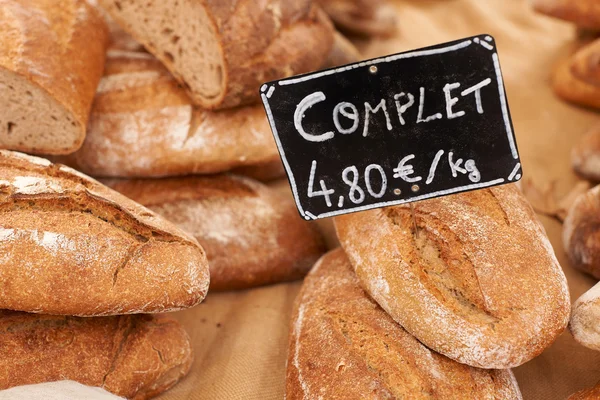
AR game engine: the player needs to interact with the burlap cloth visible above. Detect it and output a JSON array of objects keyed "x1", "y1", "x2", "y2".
[{"x1": 160, "y1": 1, "x2": 600, "y2": 399}]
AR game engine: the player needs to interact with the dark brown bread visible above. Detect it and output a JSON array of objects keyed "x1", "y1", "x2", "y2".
[
  {"x1": 563, "y1": 184, "x2": 600, "y2": 279},
  {"x1": 532, "y1": 0, "x2": 600, "y2": 30},
  {"x1": 0, "y1": 0, "x2": 109, "y2": 154},
  {"x1": 0, "y1": 311, "x2": 192, "y2": 400},
  {"x1": 104, "y1": 175, "x2": 326, "y2": 291},
  {"x1": 98, "y1": 0, "x2": 334, "y2": 109},
  {"x1": 57, "y1": 51, "x2": 284, "y2": 180},
  {"x1": 335, "y1": 184, "x2": 570, "y2": 369},
  {"x1": 0, "y1": 150, "x2": 209, "y2": 316},
  {"x1": 287, "y1": 249, "x2": 523, "y2": 399}
]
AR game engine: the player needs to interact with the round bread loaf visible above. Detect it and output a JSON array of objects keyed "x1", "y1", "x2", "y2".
[
  {"x1": 0, "y1": 150, "x2": 210, "y2": 316},
  {"x1": 563, "y1": 184, "x2": 600, "y2": 279},
  {"x1": 288, "y1": 249, "x2": 523, "y2": 399},
  {"x1": 316, "y1": 0, "x2": 398, "y2": 37},
  {"x1": 532, "y1": 0, "x2": 600, "y2": 30},
  {"x1": 0, "y1": 310, "x2": 192, "y2": 400},
  {"x1": 104, "y1": 175, "x2": 326, "y2": 291},
  {"x1": 335, "y1": 184, "x2": 570, "y2": 369}
]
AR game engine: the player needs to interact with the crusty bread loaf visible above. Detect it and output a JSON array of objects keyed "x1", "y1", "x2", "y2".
[
  {"x1": 98, "y1": 0, "x2": 334, "y2": 109},
  {"x1": 532, "y1": 0, "x2": 600, "y2": 30},
  {"x1": 317, "y1": 0, "x2": 398, "y2": 37},
  {"x1": 57, "y1": 51, "x2": 284, "y2": 180},
  {"x1": 572, "y1": 124, "x2": 600, "y2": 181},
  {"x1": 0, "y1": 0, "x2": 109, "y2": 155},
  {"x1": 563, "y1": 184, "x2": 600, "y2": 278},
  {"x1": 0, "y1": 150, "x2": 209, "y2": 316},
  {"x1": 335, "y1": 184, "x2": 570, "y2": 369},
  {"x1": 288, "y1": 249, "x2": 523, "y2": 399},
  {"x1": 553, "y1": 39, "x2": 600, "y2": 110},
  {"x1": 104, "y1": 175, "x2": 326, "y2": 291},
  {"x1": 570, "y1": 281, "x2": 600, "y2": 351},
  {"x1": 0, "y1": 310, "x2": 192, "y2": 400},
  {"x1": 568, "y1": 381, "x2": 600, "y2": 400}
]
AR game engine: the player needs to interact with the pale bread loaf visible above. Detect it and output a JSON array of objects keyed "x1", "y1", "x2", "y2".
[
  {"x1": 0, "y1": 311, "x2": 192, "y2": 400},
  {"x1": 104, "y1": 175, "x2": 326, "y2": 291},
  {"x1": 317, "y1": 0, "x2": 398, "y2": 37},
  {"x1": 572, "y1": 124, "x2": 600, "y2": 181},
  {"x1": 57, "y1": 51, "x2": 284, "y2": 180},
  {"x1": 532, "y1": 0, "x2": 600, "y2": 30},
  {"x1": 0, "y1": 150, "x2": 209, "y2": 316},
  {"x1": 0, "y1": 0, "x2": 109, "y2": 154},
  {"x1": 563, "y1": 184, "x2": 600, "y2": 278},
  {"x1": 335, "y1": 184, "x2": 570, "y2": 369},
  {"x1": 288, "y1": 249, "x2": 523, "y2": 399},
  {"x1": 570, "y1": 281, "x2": 600, "y2": 351},
  {"x1": 98, "y1": 0, "x2": 334, "y2": 109}
]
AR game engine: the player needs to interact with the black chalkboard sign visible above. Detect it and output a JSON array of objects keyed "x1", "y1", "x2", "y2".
[{"x1": 260, "y1": 34, "x2": 521, "y2": 220}]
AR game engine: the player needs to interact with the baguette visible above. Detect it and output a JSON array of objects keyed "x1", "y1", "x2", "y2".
[
  {"x1": 335, "y1": 184, "x2": 570, "y2": 369},
  {"x1": 553, "y1": 39, "x2": 600, "y2": 110},
  {"x1": 563, "y1": 184, "x2": 600, "y2": 278},
  {"x1": 57, "y1": 51, "x2": 283, "y2": 180},
  {"x1": 0, "y1": 150, "x2": 209, "y2": 316},
  {"x1": 316, "y1": 0, "x2": 398, "y2": 37},
  {"x1": 288, "y1": 249, "x2": 523, "y2": 399},
  {"x1": 0, "y1": 311, "x2": 192, "y2": 400},
  {"x1": 104, "y1": 175, "x2": 326, "y2": 291},
  {"x1": 98, "y1": 0, "x2": 334, "y2": 109},
  {"x1": 0, "y1": 0, "x2": 109, "y2": 155},
  {"x1": 570, "y1": 281, "x2": 600, "y2": 351},
  {"x1": 532, "y1": 0, "x2": 600, "y2": 30},
  {"x1": 572, "y1": 124, "x2": 600, "y2": 181}
]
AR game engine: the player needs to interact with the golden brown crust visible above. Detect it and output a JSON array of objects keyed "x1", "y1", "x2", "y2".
[
  {"x1": 553, "y1": 39, "x2": 600, "y2": 110},
  {"x1": 572, "y1": 123, "x2": 600, "y2": 181},
  {"x1": 335, "y1": 184, "x2": 570, "y2": 369},
  {"x1": 568, "y1": 381, "x2": 600, "y2": 400},
  {"x1": 563, "y1": 184, "x2": 600, "y2": 279},
  {"x1": 532, "y1": 0, "x2": 600, "y2": 30},
  {"x1": 0, "y1": 150, "x2": 209, "y2": 316},
  {"x1": 570, "y1": 281, "x2": 600, "y2": 351},
  {"x1": 317, "y1": 0, "x2": 398, "y2": 37},
  {"x1": 0, "y1": 0, "x2": 109, "y2": 154},
  {"x1": 104, "y1": 175, "x2": 326, "y2": 291},
  {"x1": 287, "y1": 249, "x2": 522, "y2": 399},
  {"x1": 99, "y1": 0, "x2": 334, "y2": 109},
  {"x1": 0, "y1": 311, "x2": 192, "y2": 400},
  {"x1": 57, "y1": 51, "x2": 284, "y2": 180}
]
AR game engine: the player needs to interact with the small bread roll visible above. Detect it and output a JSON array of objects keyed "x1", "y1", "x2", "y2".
[
  {"x1": 570, "y1": 282, "x2": 600, "y2": 351},
  {"x1": 563, "y1": 184, "x2": 600, "y2": 278},
  {"x1": 572, "y1": 124, "x2": 600, "y2": 181},
  {"x1": 532, "y1": 0, "x2": 600, "y2": 30},
  {"x1": 316, "y1": 0, "x2": 398, "y2": 37}
]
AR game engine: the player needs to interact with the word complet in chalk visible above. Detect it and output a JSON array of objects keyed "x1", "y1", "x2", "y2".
[{"x1": 260, "y1": 34, "x2": 521, "y2": 220}]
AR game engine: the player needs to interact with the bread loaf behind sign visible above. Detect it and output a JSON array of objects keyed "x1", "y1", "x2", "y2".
[
  {"x1": 0, "y1": 150, "x2": 209, "y2": 316},
  {"x1": 335, "y1": 184, "x2": 570, "y2": 369},
  {"x1": 98, "y1": 0, "x2": 334, "y2": 109}
]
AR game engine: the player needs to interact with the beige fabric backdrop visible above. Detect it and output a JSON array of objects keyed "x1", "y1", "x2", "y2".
[{"x1": 161, "y1": 1, "x2": 600, "y2": 399}]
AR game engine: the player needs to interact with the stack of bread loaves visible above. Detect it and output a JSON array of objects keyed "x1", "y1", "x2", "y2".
[
  {"x1": 0, "y1": 0, "x2": 377, "y2": 397},
  {"x1": 287, "y1": 184, "x2": 571, "y2": 398}
]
